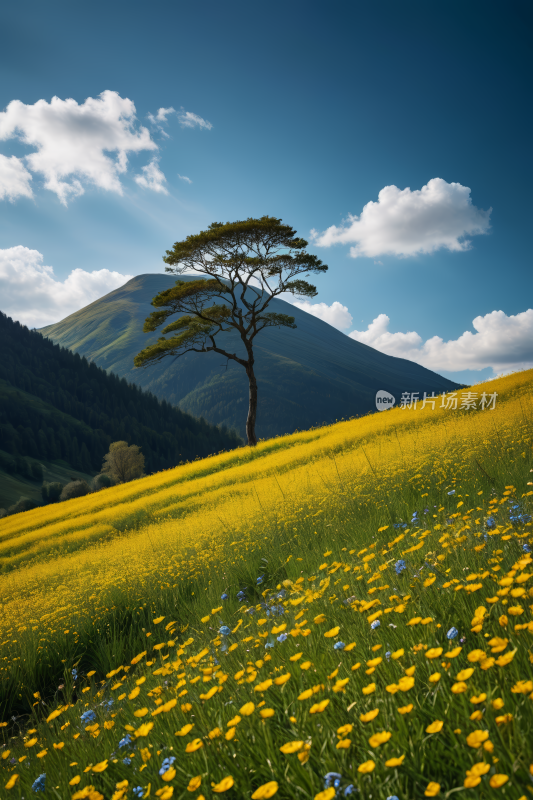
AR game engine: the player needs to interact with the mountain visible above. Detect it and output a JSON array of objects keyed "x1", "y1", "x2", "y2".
[
  {"x1": 39, "y1": 273, "x2": 461, "y2": 440},
  {"x1": 0, "y1": 312, "x2": 242, "y2": 508}
]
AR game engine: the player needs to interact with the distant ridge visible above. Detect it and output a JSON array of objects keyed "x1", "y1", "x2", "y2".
[{"x1": 40, "y1": 274, "x2": 461, "y2": 440}]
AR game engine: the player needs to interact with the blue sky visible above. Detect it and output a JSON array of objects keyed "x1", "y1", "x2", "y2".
[{"x1": 0, "y1": 0, "x2": 531, "y2": 384}]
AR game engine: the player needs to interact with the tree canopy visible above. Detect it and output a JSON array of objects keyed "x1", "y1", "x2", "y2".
[{"x1": 134, "y1": 216, "x2": 328, "y2": 446}]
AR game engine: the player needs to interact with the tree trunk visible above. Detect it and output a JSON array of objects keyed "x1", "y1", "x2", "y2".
[{"x1": 245, "y1": 362, "x2": 258, "y2": 447}]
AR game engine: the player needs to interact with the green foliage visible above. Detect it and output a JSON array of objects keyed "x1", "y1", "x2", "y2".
[
  {"x1": 92, "y1": 472, "x2": 115, "y2": 491},
  {"x1": 59, "y1": 480, "x2": 91, "y2": 501},
  {"x1": 101, "y1": 441, "x2": 145, "y2": 484},
  {"x1": 41, "y1": 480, "x2": 64, "y2": 503},
  {"x1": 7, "y1": 495, "x2": 38, "y2": 515}
]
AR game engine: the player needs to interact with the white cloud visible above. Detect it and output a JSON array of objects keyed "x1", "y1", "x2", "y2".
[
  {"x1": 0, "y1": 245, "x2": 133, "y2": 328},
  {"x1": 348, "y1": 310, "x2": 533, "y2": 374},
  {"x1": 177, "y1": 109, "x2": 212, "y2": 130},
  {"x1": 0, "y1": 154, "x2": 33, "y2": 201},
  {"x1": 310, "y1": 178, "x2": 491, "y2": 258},
  {"x1": 134, "y1": 158, "x2": 168, "y2": 194},
  {"x1": 177, "y1": 174, "x2": 192, "y2": 184},
  {"x1": 147, "y1": 107, "x2": 176, "y2": 137},
  {"x1": 291, "y1": 299, "x2": 353, "y2": 330},
  {"x1": 155, "y1": 107, "x2": 175, "y2": 123},
  {"x1": 0, "y1": 90, "x2": 158, "y2": 205}
]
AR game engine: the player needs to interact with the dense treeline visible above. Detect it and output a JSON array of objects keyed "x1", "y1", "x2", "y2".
[{"x1": 0, "y1": 312, "x2": 242, "y2": 474}]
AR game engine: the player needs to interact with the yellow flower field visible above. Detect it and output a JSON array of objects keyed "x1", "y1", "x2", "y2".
[{"x1": 0, "y1": 369, "x2": 532, "y2": 798}]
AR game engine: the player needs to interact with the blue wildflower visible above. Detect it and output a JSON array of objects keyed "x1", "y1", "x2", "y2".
[
  {"x1": 256, "y1": 575, "x2": 265, "y2": 585},
  {"x1": 277, "y1": 589, "x2": 287, "y2": 599},
  {"x1": 344, "y1": 786, "x2": 356, "y2": 796},
  {"x1": 447, "y1": 626, "x2": 458, "y2": 640},
  {"x1": 119, "y1": 734, "x2": 133, "y2": 748},
  {"x1": 80, "y1": 709, "x2": 96, "y2": 724},
  {"x1": 246, "y1": 607, "x2": 255, "y2": 615},
  {"x1": 324, "y1": 772, "x2": 342, "y2": 788},
  {"x1": 221, "y1": 592, "x2": 228, "y2": 600},
  {"x1": 32, "y1": 773, "x2": 46, "y2": 792},
  {"x1": 133, "y1": 788, "x2": 145, "y2": 798},
  {"x1": 219, "y1": 626, "x2": 231, "y2": 636},
  {"x1": 370, "y1": 619, "x2": 381, "y2": 630},
  {"x1": 385, "y1": 650, "x2": 391, "y2": 660},
  {"x1": 159, "y1": 756, "x2": 176, "y2": 776},
  {"x1": 447, "y1": 489, "x2": 456, "y2": 495},
  {"x1": 220, "y1": 644, "x2": 228, "y2": 652},
  {"x1": 103, "y1": 699, "x2": 114, "y2": 709},
  {"x1": 395, "y1": 559, "x2": 407, "y2": 575},
  {"x1": 123, "y1": 757, "x2": 132, "y2": 765},
  {"x1": 277, "y1": 633, "x2": 288, "y2": 643},
  {"x1": 71, "y1": 668, "x2": 78, "y2": 680},
  {"x1": 523, "y1": 543, "x2": 532, "y2": 553},
  {"x1": 265, "y1": 642, "x2": 274, "y2": 649},
  {"x1": 237, "y1": 591, "x2": 246, "y2": 602},
  {"x1": 486, "y1": 517, "x2": 496, "y2": 529},
  {"x1": 334, "y1": 779, "x2": 342, "y2": 789},
  {"x1": 333, "y1": 641, "x2": 345, "y2": 650},
  {"x1": 387, "y1": 796, "x2": 400, "y2": 800}
]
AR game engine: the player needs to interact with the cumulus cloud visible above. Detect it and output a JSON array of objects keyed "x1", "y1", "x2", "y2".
[
  {"x1": 0, "y1": 246, "x2": 133, "y2": 328},
  {"x1": 0, "y1": 90, "x2": 158, "y2": 205},
  {"x1": 134, "y1": 158, "x2": 168, "y2": 194},
  {"x1": 0, "y1": 154, "x2": 33, "y2": 201},
  {"x1": 348, "y1": 310, "x2": 533, "y2": 375},
  {"x1": 177, "y1": 174, "x2": 192, "y2": 184},
  {"x1": 177, "y1": 109, "x2": 212, "y2": 130},
  {"x1": 291, "y1": 299, "x2": 353, "y2": 330},
  {"x1": 310, "y1": 178, "x2": 491, "y2": 258}
]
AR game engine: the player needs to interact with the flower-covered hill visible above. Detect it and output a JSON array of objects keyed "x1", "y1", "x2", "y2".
[{"x1": 0, "y1": 369, "x2": 532, "y2": 798}]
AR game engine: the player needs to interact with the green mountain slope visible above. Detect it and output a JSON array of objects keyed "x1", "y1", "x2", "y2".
[
  {"x1": 39, "y1": 274, "x2": 461, "y2": 440},
  {"x1": 0, "y1": 312, "x2": 243, "y2": 509}
]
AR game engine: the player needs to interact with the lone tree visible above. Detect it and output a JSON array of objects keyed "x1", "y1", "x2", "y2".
[
  {"x1": 101, "y1": 441, "x2": 145, "y2": 483},
  {"x1": 134, "y1": 216, "x2": 328, "y2": 446}
]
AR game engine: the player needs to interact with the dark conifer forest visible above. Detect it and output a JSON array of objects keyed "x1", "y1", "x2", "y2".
[{"x1": 0, "y1": 312, "x2": 242, "y2": 476}]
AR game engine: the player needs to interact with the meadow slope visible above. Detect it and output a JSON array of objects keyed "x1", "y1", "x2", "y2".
[{"x1": 0, "y1": 370, "x2": 532, "y2": 799}]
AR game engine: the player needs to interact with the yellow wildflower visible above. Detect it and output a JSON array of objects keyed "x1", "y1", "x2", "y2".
[
  {"x1": 185, "y1": 738, "x2": 204, "y2": 753},
  {"x1": 368, "y1": 731, "x2": 392, "y2": 747},
  {"x1": 212, "y1": 777, "x2": 234, "y2": 793},
  {"x1": 360, "y1": 709, "x2": 379, "y2": 723},
  {"x1": 251, "y1": 781, "x2": 279, "y2": 799},
  {"x1": 280, "y1": 741, "x2": 303, "y2": 754},
  {"x1": 426, "y1": 721, "x2": 443, "y2": 734}
]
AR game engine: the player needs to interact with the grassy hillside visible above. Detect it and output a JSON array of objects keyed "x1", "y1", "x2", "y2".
[
  {"x1": 39, "y1": 274, "x2": 462, "y2": 441},
  {"x1": 0, "y1": 370, "x2": 532, "y2": 798}
]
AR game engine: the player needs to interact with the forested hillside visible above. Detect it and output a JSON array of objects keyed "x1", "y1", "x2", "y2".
[{"x1": 0, "y1": 312, "x2": 243, "y2": 479}]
